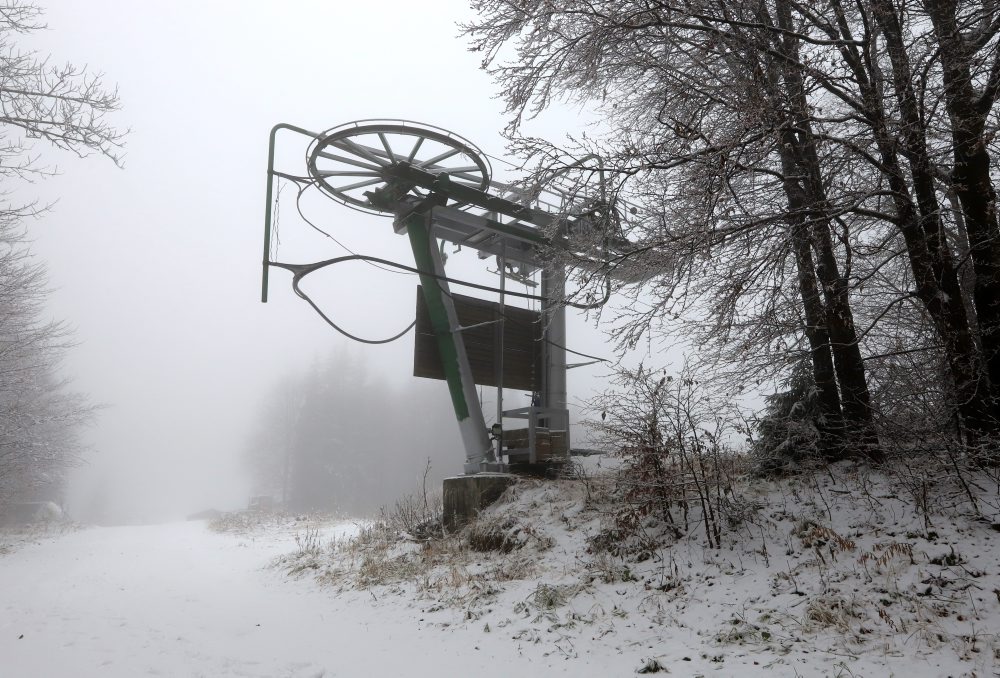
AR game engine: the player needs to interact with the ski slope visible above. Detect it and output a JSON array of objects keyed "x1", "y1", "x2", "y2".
[{"x1": 1, "y1": 520, "x2": 598, "y2": 677}]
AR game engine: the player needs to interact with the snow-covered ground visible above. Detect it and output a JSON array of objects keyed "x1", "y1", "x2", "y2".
[
  {"x1": 3, "y1": 463, "x2": 1000, "y2": 677},
  {"x1": 1, "y1": 519, "x2": 603, "y2": 677},
  {"x1": 275, "y1": 463, "x2": 1000, "y2": 677},
  {"x1": 1, "y1": 514, "x2": 653, "y2": 677}
]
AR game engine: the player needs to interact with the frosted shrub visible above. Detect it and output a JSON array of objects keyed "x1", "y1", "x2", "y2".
[{"x1": 587, "y1": 366, "x2": 750, "y2": 549}]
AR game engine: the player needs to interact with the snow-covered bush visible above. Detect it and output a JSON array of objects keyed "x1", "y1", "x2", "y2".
[{"x1": 587, "y1": 365, "x2": 751, "y2": 549}]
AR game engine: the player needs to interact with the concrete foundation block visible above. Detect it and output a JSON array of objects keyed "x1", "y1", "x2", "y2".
[{"x1": 442, "y1": 473, "x2": 517, "y2": 531}]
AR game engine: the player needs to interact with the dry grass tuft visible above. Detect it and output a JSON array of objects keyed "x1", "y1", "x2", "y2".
[
  {"x1": 803, "y1": 594, "x2": 863, "y2": 632},
  {"x1": 467, "y1": 512, "x2": 555, "y2": 554}
]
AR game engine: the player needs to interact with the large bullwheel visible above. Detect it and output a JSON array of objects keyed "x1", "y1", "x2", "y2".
[{"x1": 307, "y1": 119, "x2": 491, "y2": 216}]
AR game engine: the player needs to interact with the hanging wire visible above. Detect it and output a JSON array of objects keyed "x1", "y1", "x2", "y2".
[
  {"x1": 422, "y1": 245, "x2": 610, "y2": 364},
  {"x1": 294, "y1": 182, "x2": 414, "y2": 276},
  {"x1": 269, "y1": 169, "x2": 413, "y2": 276},
  {"x1": 432, "y1": 274, "x2": 610, "y2": 363},
  {"x1": 291, "y1": 275, "x2": 416, "y2": 345},
  {"x1": 265, "y1": 152, "x2": 611, "y2": 361},
  {"x1": 271, "y1": 254, "x2": 601, "y2": 307},
  {"x1": 270, "y1": 253, "x2": 610, "y2": 360},
  {"x1": 270, "y1": 178, "x2": 284, "y2": 262}
]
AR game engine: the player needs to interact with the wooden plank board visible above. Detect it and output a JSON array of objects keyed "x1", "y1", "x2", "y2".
[{"x1": 414, "y1": 285, "x2": 542, "y2": 390}]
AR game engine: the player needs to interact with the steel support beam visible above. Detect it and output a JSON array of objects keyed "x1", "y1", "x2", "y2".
[
  {"x1": 403, "y1": 209, "x2": 495, "y2": 474},
  {"x1": 541, "y1": 264, "x2": 570, "y2": 441}
]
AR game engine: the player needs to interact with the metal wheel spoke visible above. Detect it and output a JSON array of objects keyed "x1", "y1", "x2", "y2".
[
  {"x1": 330, "y1": 137, "x2": 389, "y2": 166},
  {"x1": 406, "y1": 136, "x2": 425, "y2": 162},
  {"x1": 333, "y1": 177, "x2": 384, "y2": 192},
  {"x1": 314, "y1": 170, "x2": 382, "y2": 178},
  {"x1": 314, "y1": 150, "x2": 382, "y2": 172},
  {"x1": 377, "y1": 133, "x2": 396, "y2": 163},
  {"x1": 442, "y1": 165, "x2": 483, "y2": 174},
  {"x1": 419, "y1": 147, "x2": 462, "y2": 168}
]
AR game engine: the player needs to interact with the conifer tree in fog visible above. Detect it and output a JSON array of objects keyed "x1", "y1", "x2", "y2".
[{"x1": 244, "y1": 349, "x2": 462, "y2": 515}]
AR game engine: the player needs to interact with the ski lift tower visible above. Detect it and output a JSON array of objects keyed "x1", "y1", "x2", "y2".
[{"x1": 261, "y1": 120, "x2": 620, "y2": 499}]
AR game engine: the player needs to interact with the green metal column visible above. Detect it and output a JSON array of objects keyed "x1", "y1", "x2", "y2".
[{"x1": 404, "y1": 210, "x2": 494, "y2": 473}]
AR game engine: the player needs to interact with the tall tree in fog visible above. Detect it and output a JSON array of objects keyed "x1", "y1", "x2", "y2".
[
  {"x1": 244, "y1": 375, "x2": 301, "y2": 504},
  {"x1": 287, "y1": 353, "x2": 382, "y2": 512},
  {"x1": 0, "y1": 215, "x2": 93, "y2": 502},
  {"x1": 245, "y1": 349, "x2": 463, "y2": 515},
  {"x1": 0, "y1": 2, "x2": 124, "y2": 504},
  {"x1": 464, "y1": 0, "x2": 1000, "y2": 455}
]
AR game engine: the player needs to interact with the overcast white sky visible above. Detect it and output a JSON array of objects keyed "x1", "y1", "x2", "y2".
[{"x1": 15, "y1": 0, "x2": 628, "y2": 522}]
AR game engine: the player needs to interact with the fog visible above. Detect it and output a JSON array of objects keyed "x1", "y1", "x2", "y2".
[{"x1": 12, "y1": 1, "x2": 616, "y2": 524}]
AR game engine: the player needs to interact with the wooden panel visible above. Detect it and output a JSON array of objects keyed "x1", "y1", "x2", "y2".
[
  {"x1": 414, "y1": 285, "x2": 542, "y2": 390},
  {"x1": 502, "y1": 428, "x2": 568, "y2": 461}
]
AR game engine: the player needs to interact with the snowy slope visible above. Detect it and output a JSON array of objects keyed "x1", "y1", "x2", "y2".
[
  {"x1": 2, "y1": 462, "x2": 999, "y2": 677},
  {"x1": 277, "y1": 463, "x2": 1000, "y2": 677},
  {"x1": 2, "y1": 520, "x2": 577, "y2": 677},
  {"x1": 0, "y1": 517, "x2": 640, "y2": 677}
]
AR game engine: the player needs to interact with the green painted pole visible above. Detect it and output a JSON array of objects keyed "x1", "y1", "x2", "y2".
[
  {"x1": 408, "y1": 213, "x2": 469, "y2": 419},
  {"x1": 405, "y1": 210, "x2": 493, "y2": 471}
]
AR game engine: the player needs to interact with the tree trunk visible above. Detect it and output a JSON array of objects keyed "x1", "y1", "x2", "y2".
[
  {"x1": 772, "y1": 0, "x2": 882, "y2": 459},
  {"x1": 789, "y1": 200, "x2": 848, "y2": 456},
  {"x1": 923, "y1": 0, "x2": 1000, "y2": 405},
  {"x1": 867, "y1": 0, "x2": 996, "y2": 436}
]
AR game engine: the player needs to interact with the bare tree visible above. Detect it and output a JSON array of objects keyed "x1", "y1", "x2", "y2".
[
  {"x1": 0, "y1": 215, "x2": 94, "y2": 503},
  {"x1": 0, "y1": 1, "x2": 125, "y2": 177},
  {"x1": 465, "y1": 0, "x2": 883, "y2": 459},
  {"x1": 0, "y1": 1, "x2": 124, "y2": 506},
  {"x1": 464, "y1": 0, "x2": 1000, "y2": 458}
]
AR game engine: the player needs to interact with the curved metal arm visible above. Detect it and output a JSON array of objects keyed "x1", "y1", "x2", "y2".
[{"x1": 262, "y1": 122, "x2": 320, "y2": 302}]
